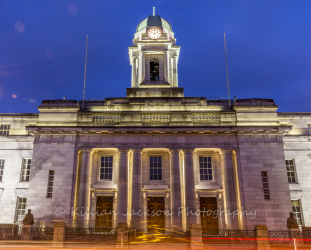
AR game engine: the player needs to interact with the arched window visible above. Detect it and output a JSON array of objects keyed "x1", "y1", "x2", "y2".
[{"x1": 150, "y1": 59, "x2": 159, "y2": 81}]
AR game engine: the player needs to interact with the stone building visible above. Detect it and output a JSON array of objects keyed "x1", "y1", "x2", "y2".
[{"x1": 0, "y1": 13, "x2": 310, "y2": 232}]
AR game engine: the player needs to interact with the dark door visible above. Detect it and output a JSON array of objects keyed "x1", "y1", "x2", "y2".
[
  {"x1": 147, "y1": 197, "x2": 165, "y2": 232},
  {"x1": 200, "y1": 197, "x2": 219, "y2": 233},
  {"x1": 96, "y1": 196, "x2": 113, "y2": 227}
]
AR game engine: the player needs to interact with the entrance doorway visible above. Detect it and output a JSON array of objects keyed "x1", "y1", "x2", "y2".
[
  {"x1": 147, "y1": 197, "x2": 165, "y2": 232},
  {"x1": 95, "y1": 196, "x2": 113, "y2": 227},
  {"x1": 200, "y1": 197, "x2": 219, "y2": 233}
]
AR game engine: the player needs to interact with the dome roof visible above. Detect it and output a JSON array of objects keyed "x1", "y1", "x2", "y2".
[{"x1": 136, "y1": 15, "x2": 173, "y2": 33}]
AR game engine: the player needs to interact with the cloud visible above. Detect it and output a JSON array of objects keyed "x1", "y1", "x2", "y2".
[
  {"x1": 14, "y1": 21, "x2": 25, "y2": 32},
  {"x1": 28, "y1": 98, "x2": 36, "y2": 103},
  {"x1": 68, "y1": 3, "x2": 78, "y2": 15},
  {"x1": 45, "y1": 49, "x2": 55, "y2": 59}
]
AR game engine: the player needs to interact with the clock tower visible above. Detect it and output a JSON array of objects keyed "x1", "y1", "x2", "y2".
[{"x1": 129, "y1": 11, "x2": 180, "y2": 88}]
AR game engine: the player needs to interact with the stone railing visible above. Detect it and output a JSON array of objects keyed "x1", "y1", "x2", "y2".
[
  {"x1": 92, "y1": 114, "x2": 121, "y2": 123},
  {"x1": 141, "y1": 114, "x2": 170, "y2": 123},
  {"x1": 191, "y1": 113, "x2": 221, "y2": 122}
]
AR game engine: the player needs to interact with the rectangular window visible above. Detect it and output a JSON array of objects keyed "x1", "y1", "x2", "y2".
[
  {"x1": 262, "y1": 171, "x2": 270, "y2": 200},
  {"x1": 47, "y1": 170, "x2": 54, "y2": 198},
  {"x1": 100, "y1": 156, "x2": 113, "y2": 180},
  {"x1": 15, "y1": 197, "x2": 27, "y2": 222},
  {"x1": 150, "y1": 156, "x2": 162, "y2": 180},
  {"x1": 286, "y1": 160, "x2": 297, "y2": 183},
  {"x1": 0, "y1": 159, "x2": 4, "y2": 182},
  {"x1": 0, "y1": 124, "x2": 10, "y2": 135},
  {"x1": 21, "y1": 159, "x2": 32, "y2": 181},
  {"x1": 199, "y1": 156, "x2": 213, "y2": 181},
  {"x1": 292, "y1": 199, "x2": 303, "y2": 226}
]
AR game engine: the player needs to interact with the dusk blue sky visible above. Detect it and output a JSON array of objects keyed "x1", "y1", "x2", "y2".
[{"x1": 1, "y1": 0, "x2": 311, "y2": 113}]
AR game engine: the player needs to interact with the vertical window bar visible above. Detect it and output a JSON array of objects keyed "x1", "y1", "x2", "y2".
[
  {"x1": 47, "y1": 170, "x2": 54, "y2": 198},
  {"x1": 261, "y1": 171, "x2": 270, "y2": 200},
  {"x1": 0, "y1": 159, "x2": 4, "y2": 182}
]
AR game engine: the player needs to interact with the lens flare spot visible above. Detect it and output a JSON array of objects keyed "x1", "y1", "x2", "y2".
[
  {"x1": 14, "y1": 21, "x2": 25, "y2": 32},
  {"x1": 28, "y1": 98, "x2": 36, "y2": 103},
  {"x1": 68, "y1": 3, "x2": 78, "y2": 15},
  {"x1": 12, "y1": 94, "x2": 17, "y2": 98},
  {"x1": 45, "y1": 49, "x2": 55, "y2": 59}
]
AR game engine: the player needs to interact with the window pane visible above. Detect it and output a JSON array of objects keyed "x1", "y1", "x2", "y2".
[
  {"x1": 100, "y1": 156, "x2": 113, "y2": 180},
  {"x1": 21, "y1": 158, "x2": 31, "y2": 182},
  {"x1": 291, "y1": 199, "x2": 303, "y2": 226},
  {"x1": 199, "y1": 157, "x2": 213, "y2": 181},
  {"x1": 150, "y1": 156, "x2": 162, "y2": 180},
  {"x1": 15, "y1": 197, "x2": 27, "y2": 222},
  {"x1": 286, "y1": 159, "x2": 297, "y2": 183}
]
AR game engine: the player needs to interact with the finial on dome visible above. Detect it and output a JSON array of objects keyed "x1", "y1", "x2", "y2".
[{"x1": 153, "y1": 7, "x2": 155, "y2": 16}]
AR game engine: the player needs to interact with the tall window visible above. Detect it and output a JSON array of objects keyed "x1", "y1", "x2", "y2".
[
  {"x1": 15, "y1": 197, "x2": 27, "y2": 222},
  {"x1": 0, "y1": 124, "x2": 10, "y2": 135},
  {"x1": 47, "y1": 170, "x2": 55, "y2": 198},
  {"x1": 292, "y1": 199, "x2": 303, "y2": 226},
  {"x1": 199, "y1": 156, "x2": 213, "y2": 181},
  {"x1": 0, "y1": 159, "x2": 4, "y2": 182},
  {"x1": 262, "y1": 171, "x2": 270, "y2": 200},
  {"x1": 150, "y1": 156, "x2": 162, "y2": 180},
  {"x1": 150, "y1": 59, "x2": 159, "y2": 81},
  {"x1": 286, "y1": 160, "x2": 297, "y2": 183},
  {"x1": 21, "y1": 159, "x2": 32, "y2": 181},
  {"x1": 100, "y1": 156, "x2": 113, "y2": 180}
]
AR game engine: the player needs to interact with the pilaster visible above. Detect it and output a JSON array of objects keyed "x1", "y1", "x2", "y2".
[
  {"x1": 170, "y1": 149, "x2": 182, "y2": 230},
  {"x1": 220, "y1": 149, "x2": 239, "y2": 230},
  {"x1": 117, "y1": 149, "x2": 130, "y2": 224},
  {"x1": 183, "y1": 149, "x2": 197, "y2": 228}
]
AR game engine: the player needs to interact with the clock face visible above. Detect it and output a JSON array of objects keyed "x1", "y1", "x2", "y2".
[{"x1": 148, "y1": 27, "x2": 162, "y2": 40}]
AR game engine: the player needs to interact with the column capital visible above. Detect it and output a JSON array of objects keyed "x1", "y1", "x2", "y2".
[
  {"x1": 81, "y1": 148, "x2": 92, "y2": 154},
  {"x1": 219, "y1": 149, "x2": 234, "y2": 155},
  {"x1": 131, "y1": 148, "x2": 143, "y2": 154},
  {"x1": 169, "y1": 149, "x2": 180, "y2": 154},
  {"x1": 182, "y1": 148, "x2": 195, "y2": 154},
  {"x1": 119, "y1": 149, "x2": 130, "y2": 154}
]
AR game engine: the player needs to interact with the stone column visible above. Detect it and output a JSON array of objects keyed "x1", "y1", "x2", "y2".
[
  {"x1": 220, "y1": 149, "x2": 238, "y2": 230},
  {"x1": 77, "y1": 149, "x2": 92, "y2": 223},
  {"x1": 117, "y1": 149, "x2": 129, "y2": 224},
  {"x1": 142, "y1": 52, "x2": 145, "y2": 83},
  {"x1": 164, "y1": 51, "x2": 169, "y2": 83},
  {"x1": 170, "y1": 149, "x2": 182, "y2": 231},
  {"x1": 131, "y1": 149, "x2": 143, "y2": 229},
  {"x1": 131, "y1": 57, "x2": 137, "y2": 88},
  {"x1": 184, "y1": 149, "x2": 197, "y2": 228},
  {"x1": 173, "y1": 56, "x2": 178, "y2": 87}
]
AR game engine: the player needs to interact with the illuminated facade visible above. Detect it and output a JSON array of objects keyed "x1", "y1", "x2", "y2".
[{"x1": 0, "y1": 13, "x2": 311, "y2": 232}]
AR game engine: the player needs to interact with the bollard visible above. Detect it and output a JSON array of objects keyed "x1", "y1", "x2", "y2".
[
  {"x1": 21, "y1": 225, "x2": 33, "y2": 240},
  {"x1": 117, "y1": 223, "x2": 129, "y2": 249},
  {"x1": 189, "y1": 224, "x2": 203, "y2": 250},
  {"x1": 254, "y1": 225, "x2": 271, "y2": 250},
  {"x1": 53, "y1": 222, "x2": 67, "y2": 242}
]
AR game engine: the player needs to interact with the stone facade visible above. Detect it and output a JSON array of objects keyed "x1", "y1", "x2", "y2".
[{"x1": 0, "y1": 13, "x2": 310, "y2": 233}]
